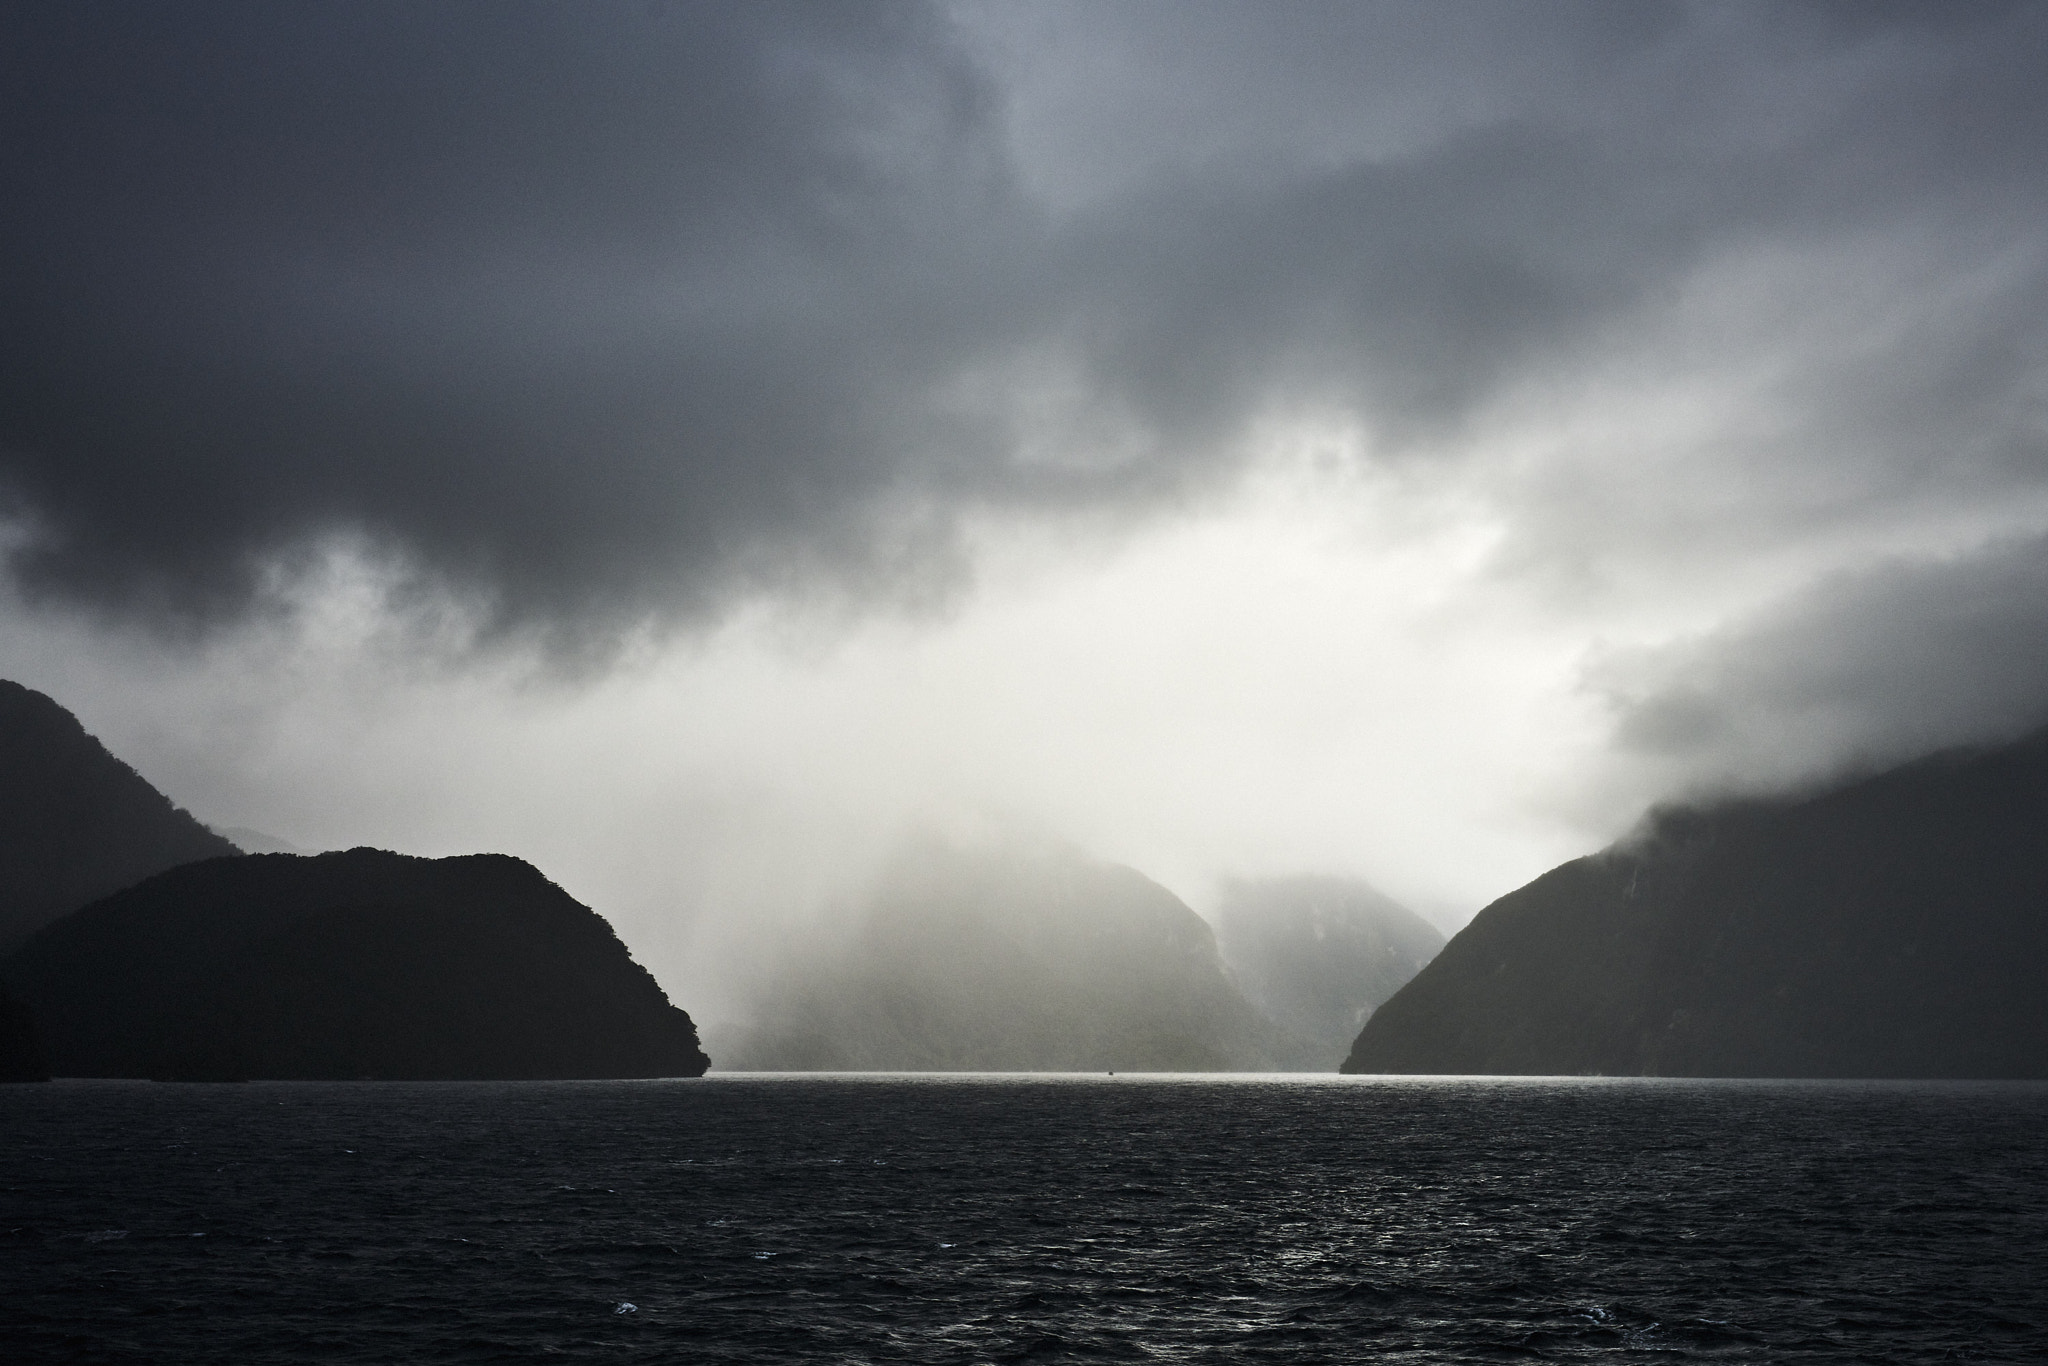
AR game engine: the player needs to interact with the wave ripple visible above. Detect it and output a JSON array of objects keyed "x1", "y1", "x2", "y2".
[{"x1": 3, "y1": 1075, "x2": 2044, "y2": 1362}]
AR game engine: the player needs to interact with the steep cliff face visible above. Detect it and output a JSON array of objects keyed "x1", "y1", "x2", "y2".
[
  {"x1": 3, "y1": 848, "x2": 708, "y2": 1080},
  {"x1": 1344, "y1": 732, "x2": 2048, "y2": 1078},
  {"x1": 0, "y1": 679, "x2": 240, "y2": 951},
  {"x1": 717, "y1": 838, "x2": 1304, "y2": 1071},
  {"x1": 1214, "y1": 877, "x2": 1443, "y2": 1070}
]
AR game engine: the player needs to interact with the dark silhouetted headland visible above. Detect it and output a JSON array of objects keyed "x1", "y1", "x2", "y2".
[
  {"x1": 1344, "y1": 731, "x2": 2048, "y2": 1077},
  {"x1": 1215, "y1": 876, "x2": 1443, "y2": 1070},
  {"x1": 3, "y1": 848, "x2": 709, "y2": 1080},
  {"x1": 0, "y1": 679, "x2": 239, "y2": 952},
  {"x1": 717, "y1": 836, "x2": 1307, "y2": 1071},
  {"x1": 0, "y1": 982, "x2": 47, "y2": 1081}
]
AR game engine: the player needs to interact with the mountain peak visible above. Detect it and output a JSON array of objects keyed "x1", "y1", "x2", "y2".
[{"x1": 0, "y1": 679, "x2": 239, "y2": 950}]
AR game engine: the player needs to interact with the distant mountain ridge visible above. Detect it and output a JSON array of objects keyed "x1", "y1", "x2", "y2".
[
  {"x1": 213, "y1": 826, "x2": 307, "y2": 855},
  {"x1": 1344, "y1": 731, "x2": 2048, "y2": 1078},
  {"x1": 5, "y1": 848, "x2": 709, "y2": 1080},
  {"x1": 717, "y1": 838, "x2": 1308, "y2": 1071},
  {"x1": 1214, "y1": 876, "x2": 1442, "y2": 1070},
  {"x1": 0, "y1": 679, "x2": 239, "y2": 950}
]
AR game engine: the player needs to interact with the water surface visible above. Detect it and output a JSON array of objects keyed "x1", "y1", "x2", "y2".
[{"x1": 3, "y1": 1075, "x2": 2044, "y2": 1362}]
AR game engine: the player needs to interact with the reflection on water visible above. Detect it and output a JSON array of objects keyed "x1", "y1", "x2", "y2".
[{"x1": 3, "y1": 1075, "x2": 2044, "y2": 1362}]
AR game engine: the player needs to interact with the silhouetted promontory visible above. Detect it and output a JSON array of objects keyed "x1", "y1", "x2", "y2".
[
  {"x1": 716, "y1": 836, "x2": 1307, "y2": 1071},
  {"x1": 1214, "y1": 876, "x2": 1443, "y2": 1070},
  {"x1": 0, "y1": 679, "x2": 239, "y2": 952},
  {"x1": 3, "y1": 848, "x2": 709, "y2": 1080},
  {"x1": 0, "y1": 983, "x2": 47, "y2": 1082},
  {"x1": 1344, "y1": 731, "x2": 2048, "y2": 1078}
]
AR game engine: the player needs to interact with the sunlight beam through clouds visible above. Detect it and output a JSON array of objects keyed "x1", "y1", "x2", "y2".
[{"x1": 0, "y1": 431, "x2": 1617, "y2": 1013}]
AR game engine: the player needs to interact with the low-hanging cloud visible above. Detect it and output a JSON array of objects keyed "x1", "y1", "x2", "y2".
[{"x1": 1600, "y1": 532, "x2": 2048, "y2": 798}]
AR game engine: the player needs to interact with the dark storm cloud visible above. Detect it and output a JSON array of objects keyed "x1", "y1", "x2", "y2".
[
  {"x1": 0, "y1": 0, "x2": 1031, "y2": 640},
  {"x1": 3, "y1": 0, "x2": 2047, "y2": 668}
]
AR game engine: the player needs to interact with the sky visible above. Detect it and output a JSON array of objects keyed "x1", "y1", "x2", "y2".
[{"x1": 4, "y1": 1, "x2": 2047, "y2": 1020}]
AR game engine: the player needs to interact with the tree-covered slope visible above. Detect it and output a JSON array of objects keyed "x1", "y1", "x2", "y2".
[
  {"x1": 4, "y1": 848, "x2": 708, "y2": 1080},
  {"x1": 1345, "y1": 733, "x2": 2048, "y2": 1078},
  {"x1": 0, "y1": 679, "x2": 239, "y2": 950}
]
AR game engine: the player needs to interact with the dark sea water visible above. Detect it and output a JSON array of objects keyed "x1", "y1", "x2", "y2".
[{"x1": 3, "y1": 1076, "x2": 2045, "y2": 1364}]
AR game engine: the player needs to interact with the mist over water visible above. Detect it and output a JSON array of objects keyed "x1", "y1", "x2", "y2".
[
  {"x1": 5, "y1": 1076, "x2": 2044, "y2": 1363},
  {"x1": 695, "y1": 831, "x2": 1440, "y2": 1072}
]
